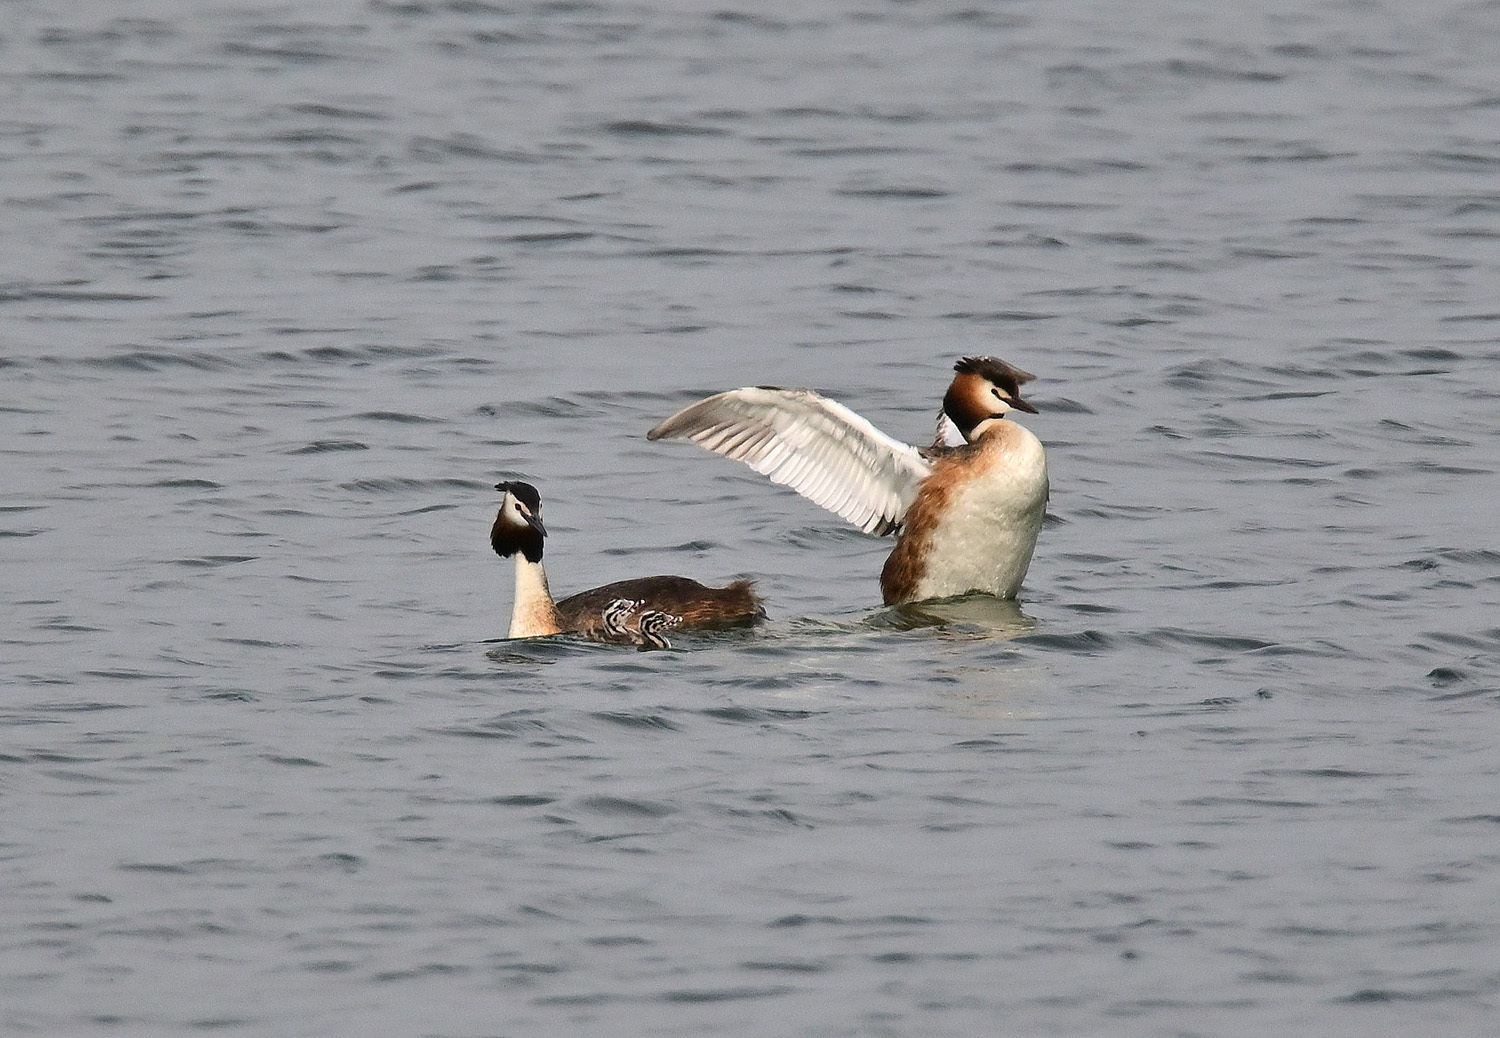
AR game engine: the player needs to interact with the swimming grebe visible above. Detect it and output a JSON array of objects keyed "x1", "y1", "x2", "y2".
[
  {"x1": 490, "y1": 480, "x2": 764, "y2": 647},
  {"x1": 646, "y1": 356, "x2": 1048, "y2": 605}
]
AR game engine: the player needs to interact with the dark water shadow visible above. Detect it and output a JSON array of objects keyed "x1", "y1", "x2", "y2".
[
  {"x1": 480, "y1": 620, "x2": 767, "y2": 662},
  {"x1": 865, "y1": 593, "x2": 1037, "y2": 641},
  {"x1": 477, "y1": 594, "x2": 1034, "y2": 663}
]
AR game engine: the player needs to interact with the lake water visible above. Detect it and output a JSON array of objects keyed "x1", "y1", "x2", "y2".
[{"x1": 3, "y1": 1, "x2": 1499, "y2": 1034}]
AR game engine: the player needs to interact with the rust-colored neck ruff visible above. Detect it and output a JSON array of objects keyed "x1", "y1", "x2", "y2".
[{"x1": 941, "y1": 371, "x2": 995, "y2": 441}]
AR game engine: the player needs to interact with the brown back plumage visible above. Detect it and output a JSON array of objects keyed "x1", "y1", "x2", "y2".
[
  {"x1": 556, "y1": 576, "x2": 763, "y2": 641},
  {"x1": 879, "y1": 451, "x2": 969, "y2": 604}
]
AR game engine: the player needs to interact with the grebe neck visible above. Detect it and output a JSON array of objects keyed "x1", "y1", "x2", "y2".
[{"x1": 510, "y1": 554, "x2": 563, "y2": 638}]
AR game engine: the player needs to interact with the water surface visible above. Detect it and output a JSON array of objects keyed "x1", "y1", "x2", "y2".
[{"x1": 3, "y1": 1, "x2": 1499, "y2": 1035}]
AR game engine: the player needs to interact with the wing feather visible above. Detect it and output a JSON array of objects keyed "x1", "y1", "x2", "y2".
[{"x1": 647, "y1": 386, "x2": 931, "y2": 535}]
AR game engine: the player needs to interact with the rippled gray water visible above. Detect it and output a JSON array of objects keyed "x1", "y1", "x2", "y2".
[{"x1": 4, "y1": 1, "x2": 1500, "y2": 1034}]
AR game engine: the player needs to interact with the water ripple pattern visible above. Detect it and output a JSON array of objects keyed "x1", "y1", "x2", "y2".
[{"x1": 2, "y1": 1, "x2": 1498, "y2": 1035}]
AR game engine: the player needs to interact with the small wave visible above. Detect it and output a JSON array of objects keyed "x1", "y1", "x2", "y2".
[
  {"x1": 1440, "y1": 311, "x2": 1500, "y2": 323},
  {"x1": 171, "y1": 555, "x2": 258, "y2": 568},
  {"x1": 1157, "y1": 59, "x2": 1287, "y2": 83},
  {"x1": 260, "y1": 343, "x2": 446, "y2": 365},
  {"x1": 429, "y1": 712, "x2": 558, "y2": 740},
  {"x1": 26, "y1": 698, "x2": 137, "y2": 711},
  {"x1": 575, "y1": 795, "x2": 675, "y2": 819},
  {"x1": 1134, "y1": 628, "x2": 1275, "y2": 652},
  {"x1": 287, "y1": 440, "x2": 368, "y2": 454},
  {"x1": 287, "y1": 102, "x2": 386, "y2": 122},
  {"x1": 497, "y1": 230, "x2": 595, "y2": 245},
  {"x1": 1339, "y1": 987, "x2": 1464, "y2": 1004},
  {"x1": 601, "y1": 119, "x2": 730, "y2": 138},
  {"x1": 409, "y1": 134, "x2": 541, "y2": 162},
  {"x1": 659, "y1": 985, "x2": 796, "y2": 1004},
  {"x1": 589, "y1": 711, "x2": 683, "y2": 731},
  {"x1": 1432, "y1": 548, "x2": 1500, "y2": 566},
  {"x1": 68, "y1": 349, "x2": 236, "y2": 372},
  {"x1": 700, "y1": 706, "x2": 822, "y2": 723},
  {"x1": 0, "y1": 286, "x2": 160, "y2": 303},
  {"x1": 338, "y1": 477, "x2": 479, "y2": 493},
  {"x1": 1019, "y1": 630, "x2": 1114, "y2": 652},
  {"x1": 600, "y1": 540, "x2": 719, "y2": 558},
  {"x1": 343, "y1": 410, "x2": 443, "y2": 424},
  {"x1": 505, "y1": 397, "x2": 605, "y2": 419},
  {"x1": 835, "y1": 183, "x2": 950, "y2": 199},
  {"x1": 939, "y1": 309, "x2": 1060, "y2": 322},
  {"x1": 788, "y1": 144, "x2": 911, "y2": 159}
]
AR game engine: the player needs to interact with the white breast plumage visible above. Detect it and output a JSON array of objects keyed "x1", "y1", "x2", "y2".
[{"x1": 906, "y1": 424, "x2": 1048, "y2": 601}]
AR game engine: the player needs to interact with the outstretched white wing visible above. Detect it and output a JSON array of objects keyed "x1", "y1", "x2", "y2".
[{"x1": 647, "y1": 386, "x2": 932, "y2": 536}]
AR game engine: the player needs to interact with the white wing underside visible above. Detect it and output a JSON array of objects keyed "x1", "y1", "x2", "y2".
[
  {"x1": 934, "y1": 410, "x2": 967, "y2": 448},
  {"x1": 647, "y1": 387, "x2": 932, "y2": 536}
]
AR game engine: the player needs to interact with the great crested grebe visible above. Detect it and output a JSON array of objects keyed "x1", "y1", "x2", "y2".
[
  {"x1": 647, "y1": 356, "x2": 1048, "y2": 605},
  {"x1": 490, "y1": 480, "x2": 764, "y2": 648}
]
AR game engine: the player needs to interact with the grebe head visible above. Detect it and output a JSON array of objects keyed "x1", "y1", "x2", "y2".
[
  {"x1": 941, "y1": 356, "x2": 1038, "y2": 441},
  {"x1": 491, "y1": 480, "x2": 547, "y2": 562}
]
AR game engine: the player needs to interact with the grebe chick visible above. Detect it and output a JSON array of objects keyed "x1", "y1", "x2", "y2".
[
  {"x1": 490, "y1": 481, "x2": 764, "y2": 648},
  {"x1": 647, "y1": 356, "x2": 1048, "y2": 605}
]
